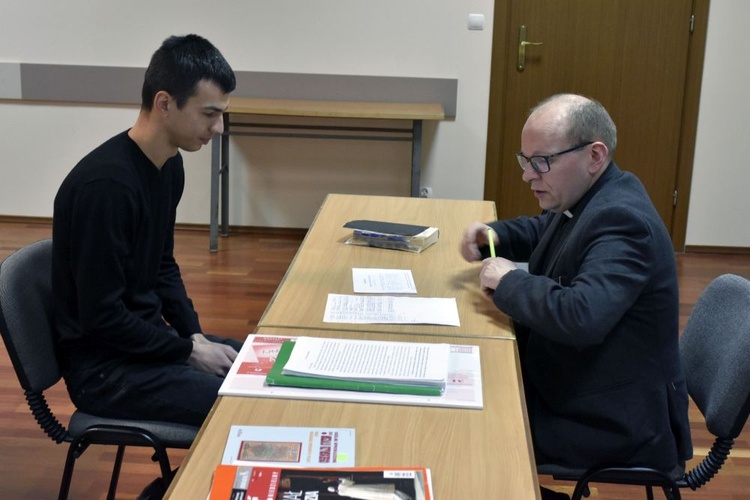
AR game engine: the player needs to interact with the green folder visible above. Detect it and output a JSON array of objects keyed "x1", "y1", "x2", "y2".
[{"x1": 265, "y1": 341, "x2": 444, "y2": 397}]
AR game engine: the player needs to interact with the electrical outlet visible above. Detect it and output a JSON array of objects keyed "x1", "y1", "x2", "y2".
[{"x1": 419, "y1": 187, "x2": 433, "y2": 198}]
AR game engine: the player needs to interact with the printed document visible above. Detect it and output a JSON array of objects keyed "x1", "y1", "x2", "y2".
[
  {"x1": 352, "y1": 268, "x2": 417, "y2": 294},
  {"x1": 282, "y1": 336, "x2": 449, "y2": 388},
  {"x1": 323, "y1": 294, "x2": 460, "y2": 326}
]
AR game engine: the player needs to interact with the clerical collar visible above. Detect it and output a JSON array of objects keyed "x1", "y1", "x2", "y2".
[{"x1": 557, "y1": 162, "x2": 619, "y2": 221}]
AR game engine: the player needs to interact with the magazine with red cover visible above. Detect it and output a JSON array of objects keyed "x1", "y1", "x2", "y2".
[{"x1": 208, "y1": 465, "x2": 433, "y2": 500}]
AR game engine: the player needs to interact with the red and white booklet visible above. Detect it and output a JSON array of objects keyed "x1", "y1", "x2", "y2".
[{"x1": 208, "y1": 464, "x2": 433, "y2": 500}]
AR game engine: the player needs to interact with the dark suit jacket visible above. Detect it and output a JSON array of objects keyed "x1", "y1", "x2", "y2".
[{"x1": 488, "y1": 163, "x2": 692, "y2": 472}]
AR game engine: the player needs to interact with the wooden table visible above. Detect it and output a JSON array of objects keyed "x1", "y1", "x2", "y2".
[
  {"x1": 258, "y1": 193, "x2": 513, "y2": 339},
  {"x1": 165, "y1": 328, "x2": 540, "y2": 499},
  {"x1": 166, "y1": 195, "x2": 539, "y2": 499},
  {"x1": 209, "y1": 98, "x2": 446, "y2": 251}
]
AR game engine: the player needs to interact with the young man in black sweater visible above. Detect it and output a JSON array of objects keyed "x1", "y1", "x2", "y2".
[{"x1": 52, "y1": 34, "x2": 242, "y2": 427}]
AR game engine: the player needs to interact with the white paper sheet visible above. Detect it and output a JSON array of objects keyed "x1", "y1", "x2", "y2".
[
  {"x1": 352, "y1": 268, "x2": 417, "y2": 294},
  {"x1": 323, "y1": 294, "x2": 460, "y2": 326},
  {"x1": 282, "y1": 336, "x2": 449, "y2": 387}
]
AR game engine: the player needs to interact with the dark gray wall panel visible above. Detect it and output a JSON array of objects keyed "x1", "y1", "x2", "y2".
[
  {"x1": 15, "y1": 63, "x2": 457, "y2": 116},
  {"x1": 20, "y1": 64, "x2": 144, "y2": 105}
]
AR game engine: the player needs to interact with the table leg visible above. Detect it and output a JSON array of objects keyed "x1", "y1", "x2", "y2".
[
  {"x1": 220, "y1": 127, "x2": 230, "y2": 237},
  {"x1": 209, "y1": 135, "x2": 220, "y2": 252},
  {"x1": 411, "y1": 120, "x2": 423, "y2": 197}
]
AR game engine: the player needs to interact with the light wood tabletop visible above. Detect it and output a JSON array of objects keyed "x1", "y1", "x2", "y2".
[
  {"x1": 166, "y1": 328, "x2": 540, "y2": 499},
  {"x1": 226, "y1": 97, "x2": 446, "y2": 120},
  {"x1": 258, "y1": 194, "x2": 513, "y2": 339}
]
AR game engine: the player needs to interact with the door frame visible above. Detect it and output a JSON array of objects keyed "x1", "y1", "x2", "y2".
[{"x1": 484, "y1": 0, "x2": 710, "y2": 252}]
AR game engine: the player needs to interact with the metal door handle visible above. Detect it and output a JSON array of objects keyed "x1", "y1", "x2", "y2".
[{"x1": 518, "y1": 25, "x2": 543, "y2": 71}]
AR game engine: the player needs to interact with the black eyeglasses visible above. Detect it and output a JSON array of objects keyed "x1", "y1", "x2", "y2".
[{"x1": 516, "y1": 141, "x2": 594, "y2": 174}]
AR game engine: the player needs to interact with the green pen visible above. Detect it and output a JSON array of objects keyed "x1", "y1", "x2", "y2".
[{"x1": 487, "y1": 227, "x2": 496, "y2": 258}]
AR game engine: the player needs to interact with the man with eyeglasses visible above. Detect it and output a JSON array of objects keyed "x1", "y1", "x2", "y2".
[{"x1": 461, "y1": 94, "x2": 692, "y2": 499}]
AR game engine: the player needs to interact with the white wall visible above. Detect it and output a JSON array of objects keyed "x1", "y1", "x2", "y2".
[
  {"x1": 685, "y1": 0, "x2": 749, "y2": 247},
  {"x1": 0, "y1": 0, "x2": 493, "y2": 228},
  {"x1": 0, "y1": 0, "x2": 745, "y2": 247}
]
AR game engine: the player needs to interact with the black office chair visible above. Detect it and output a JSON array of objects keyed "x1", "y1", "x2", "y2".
[
  {"x1": 537, "y1": 273, "x2": 750, "y2": 500},
  {"x1": 0, "y1": 239, "x2": 199, "y2": 500}
]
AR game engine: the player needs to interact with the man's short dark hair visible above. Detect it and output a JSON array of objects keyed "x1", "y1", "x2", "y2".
[{"x1": 141, "y1": 34, "x2": 236, "y2": 110}]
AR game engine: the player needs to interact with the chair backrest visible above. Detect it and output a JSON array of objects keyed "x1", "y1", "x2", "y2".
[
  {"x1": 680, "y1": 273, "x2": 750, "y2": 439},
  {"x1": 0, "y1": 239, "x2": 61, "y2": 393}
]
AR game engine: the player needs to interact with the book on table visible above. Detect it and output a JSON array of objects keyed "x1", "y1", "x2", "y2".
[
  {"x1": 266, "y1": 336, "x2": 449, "y2": 396},
  {"x1": 208, "y1": 464, "x2": 433, "y2": 500},
  {"x1": 343, "y1": 219, "x2": 439, "y2": 253},
  {"x1": 221, "y1": 425, "x2": 355, "y2": 469}
]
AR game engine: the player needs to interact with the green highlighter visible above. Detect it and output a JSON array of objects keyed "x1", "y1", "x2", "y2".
[{"x1": 265, "y1": 341, "x2": 444, "y2": 397}]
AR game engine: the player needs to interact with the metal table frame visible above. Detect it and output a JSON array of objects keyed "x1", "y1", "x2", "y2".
[{"x1": 209, "y1": 116, "x2": 425, "y2": 252}]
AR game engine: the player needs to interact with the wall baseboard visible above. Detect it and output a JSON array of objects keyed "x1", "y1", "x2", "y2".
[
  {"x1": 5, "y1": 216, "x2": 746, "y2": 252},
  {"x1": 0, "y1": 215, "x2": 307, "y2": 238},
  {"x1": 177, "y1": 222, "x2": 307, "y2": 237},
  {"x1": 0, "y1": 215, "x2": 52, "y2": 226},
  {"x1": 684, "y1": 245, "x2": 750, "y2": 255}
]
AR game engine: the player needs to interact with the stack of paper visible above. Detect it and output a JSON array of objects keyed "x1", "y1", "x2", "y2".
[
  {"x1": 266, "y1": 337, "x2": 450, "y2": 396},
  {"x1": 218, "y1": 334, "x2": 484, "y2": 409}
]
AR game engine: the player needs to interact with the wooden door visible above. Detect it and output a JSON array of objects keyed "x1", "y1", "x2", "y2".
[{"x1": 485, "y1": 0, "x2": 702, "y2": 240}]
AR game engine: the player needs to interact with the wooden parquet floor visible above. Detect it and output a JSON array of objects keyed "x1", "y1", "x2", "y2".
[{"x1": 1, "y1": 221, "x2": 749, "y2": 499}]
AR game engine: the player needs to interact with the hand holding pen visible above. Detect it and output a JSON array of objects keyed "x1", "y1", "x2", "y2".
[{"x1": 460, "y1": 222, "x2": 499, "y2": 262}]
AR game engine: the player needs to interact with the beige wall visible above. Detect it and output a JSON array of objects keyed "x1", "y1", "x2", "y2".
[
  {"x1": 685, "y1": 0, "x2": 749, "y2": 247},
  {"x1": 0, "y1": 0, "x2": 493, "y2": 229},
  {"x1": 0, "y1": 0, "x2": 745, "y2": 247}
]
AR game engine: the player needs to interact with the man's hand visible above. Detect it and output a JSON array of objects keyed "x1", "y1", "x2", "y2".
[
  {"x1": 460, "y1": 222, "x2": 498, "y2": 262},
  {"x1": 480, "y1": 257, "x2": 518, "y2": 297},
  {"x1": 186, "y1": 333, "x2": 238, "y2": 376}
]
